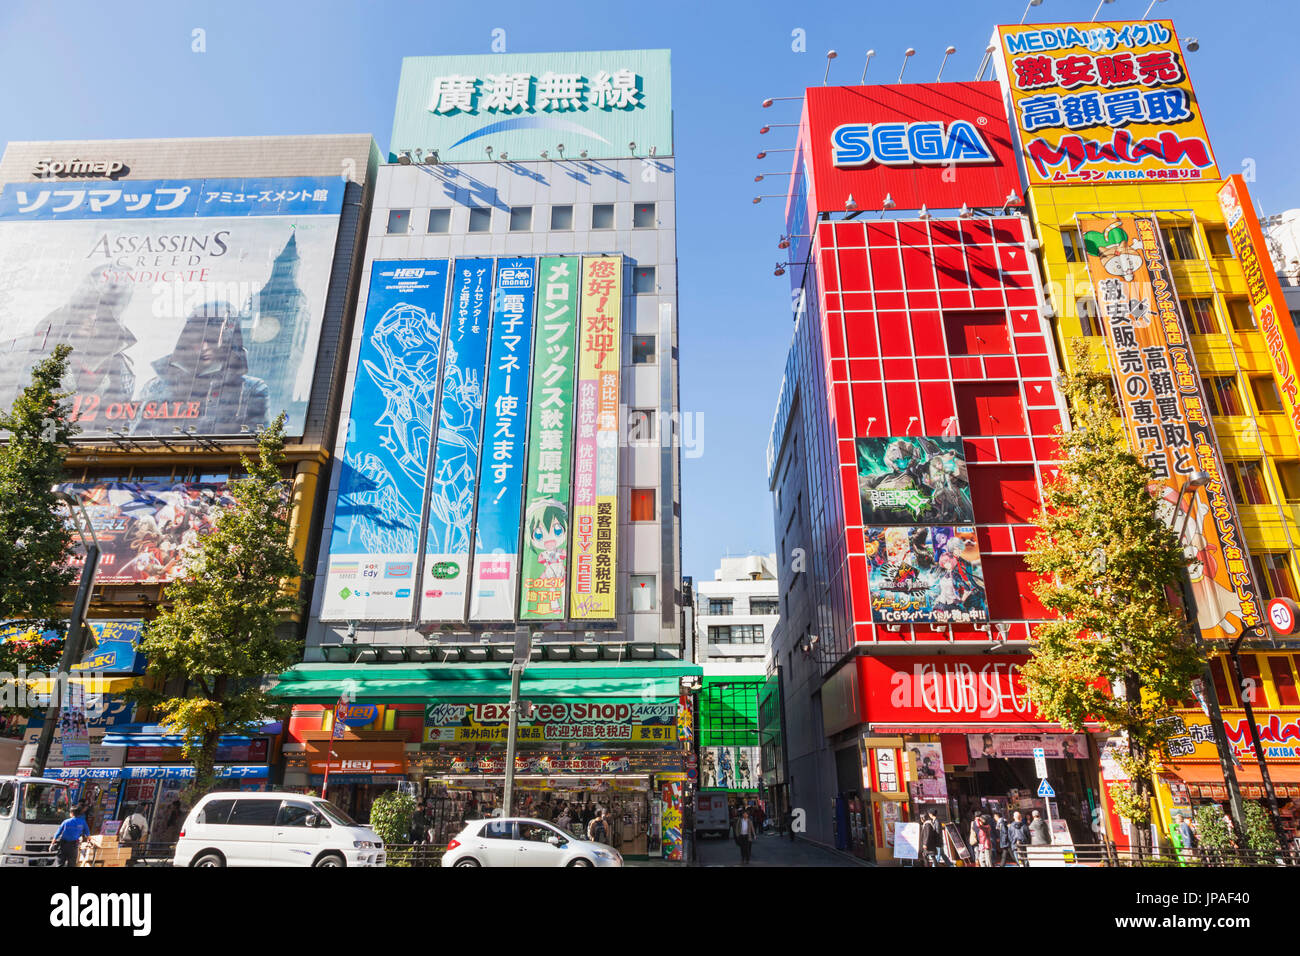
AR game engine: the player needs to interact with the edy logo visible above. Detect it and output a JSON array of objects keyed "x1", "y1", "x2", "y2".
[
  {"x1": 50, "y1": 887, "x2": 151, "y2": 937},
  {"x1": 831, "y1": 120, "x2": 994, "y2": 168}
]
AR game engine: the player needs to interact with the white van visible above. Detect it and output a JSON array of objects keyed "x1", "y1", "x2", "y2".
[
  {"x1": 0, "y1": 776, "x2": 72, "y2": 866},
  {"x1": 173, "y1": 792, "x2": 386, "y2": 867}
]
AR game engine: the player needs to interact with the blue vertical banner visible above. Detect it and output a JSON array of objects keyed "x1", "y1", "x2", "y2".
[
  {"x1": 420, "y1": 258, "x2": 495, "y2": 622},
  {"x1": 321, "y1": 260, "x2": 449, "y2": 621},
  {"x1": 468, "y1": 259, "x2": 538, "y2": 621}
]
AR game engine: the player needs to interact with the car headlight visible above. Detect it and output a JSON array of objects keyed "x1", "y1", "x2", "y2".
[
  {"x1": 353, "y1": 841, "x2": 378, "y2": 849},
  {"x1": 592, "y1": 848, "x2": 616, "y2": 860}
]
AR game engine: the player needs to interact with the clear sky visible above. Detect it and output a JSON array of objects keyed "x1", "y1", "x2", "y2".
[{"x1": 2, "y1": 0, "x2": 1296, "y2": 584}]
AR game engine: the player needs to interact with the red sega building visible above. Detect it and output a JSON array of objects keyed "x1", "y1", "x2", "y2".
[{"x1": 766, "y1": 81, "x2": 1102, "y2": 861}]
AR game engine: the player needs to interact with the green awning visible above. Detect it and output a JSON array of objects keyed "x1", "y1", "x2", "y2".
[{"x1": 266, "y1": 661, "x2": 703, "y2": 704}]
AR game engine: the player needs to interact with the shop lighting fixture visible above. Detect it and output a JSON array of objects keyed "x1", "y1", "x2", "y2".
[
  {"x1": 397, "y1": 150, "x2": 412, "y2": 165},
  {"x1": 752, "y1": 194, "x2": 787, "y2": 204},
  {"x1": 886, "y1": 624, "x2": 904, "y2": 633},
  {"x1": 937, "y1": 45, "x2": 956, "y2": 82},
  {"x1": 628, "y1": 141, "x2": 636, "y2": 154},
  {"x1": 762, "y1": 96, "x2": 803, "y2": 108},
  {"x1": 917, "y1": 204, "x2": 931, "y2": 220},
  {"x1": 1002, "y1": 189, "x2": 1021, "y2": 210},
  {"x1": 860, "y1": 50, "x2": 876, "y2": 84},
  {"x1": 774, "y1": 263, "x2": 787, "y2": 276},
  {"x1": 484, "y1": 146, "x2": 493, "y2": 158},
  {"x1": 898, "y1": 48, "x2": 915, "y2": 84},
  {"x1": 754, "y1": 172, "x2": 793, "y2": 182},
  {"x1": 539, "y1": 150, "x2": 548, "y2": 159},
  {"x1": 1185, "y1": 37, "x2": 1199, "y2": 52},
  {"x1": 556, "y1": 144, "x2": 565, "y2": 156},
  {"x1": 822, "y1": 50, "x2": 837, "y2": 85},
  {"x1": 976, "y1": 43, "x2": 998, "y2": 81},
  {"x1": 1142, "y1": 0, "x2": 1166, "y2": 17},
  {"x1": 649, "y1": 145, "x2": 657, "y2": 156},
  {"x1": 426, "y1": 148, "x2": 439, "y2": 165},
  {"x1": 1090, "y1": 0, "x2": 1115, "y2": 21},
  {"x1": 845, "y1": 194, "x2": 859, "y2": 212},
  {"x1": 959, "y1": 203, "x2": 973, "y2": 219},
  {"x1": 579, "y1": 150, "x2": 588, "y2": 158},
  {"x1": 1019, "y1": 0, "x2": 1043, "y2": 25},
  {"x1": 881, "y1": 193, "x2": 896, "y2": 211},
  {"x1": 864, "y1": 416, "x2": 877, "y2": 435}
]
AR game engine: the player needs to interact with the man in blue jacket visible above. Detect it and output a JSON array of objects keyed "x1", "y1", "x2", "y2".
[{"x1": 49, "y1": 804, "x2": 90, "y2": 868}]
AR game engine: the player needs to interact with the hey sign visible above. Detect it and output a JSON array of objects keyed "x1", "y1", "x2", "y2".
[{"x1": 803, "y1": 81, "x2": 1021, "y2": 214}]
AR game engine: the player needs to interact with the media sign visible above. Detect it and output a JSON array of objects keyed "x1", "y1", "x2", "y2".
[
  {"x1": 803, "y1": 81, "x2": 1020, "y2": 213},
  {"x1": 993, "y1": 20, "x2": 1219, "y2": 185}
]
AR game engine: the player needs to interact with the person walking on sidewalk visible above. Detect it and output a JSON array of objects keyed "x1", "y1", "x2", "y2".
[
  {"x1": 1029, "y1": 809, "x2": 1051, "y2": 846},
  {"x1": 735, "y1": 809, "x2": 755, "y2": 864},
  {"x1": 921, "y1": 811, "x2": 943, "y2": 866},
  {"x1": 993, "y1": 810, "x2": 1016, "y2": 867},
  {"x1": 1006, "y1": 810, "x2": 1030, "y2": 866},
  {"x1": 969, "y1": 814, "x2": 993, "y2": 868}
]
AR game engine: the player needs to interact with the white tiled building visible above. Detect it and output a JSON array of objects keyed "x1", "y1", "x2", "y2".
[{"x1": 693, "y1": 554, "x2": 779, "y2": 666}]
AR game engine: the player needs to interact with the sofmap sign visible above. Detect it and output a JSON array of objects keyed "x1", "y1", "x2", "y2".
[
  {"x1": 32, "y1": 159, "x2": 128, "y2": 178},
  {"x1": 390, "y1": 50, "x2": 673, "y2": 163},
  {"x1": 803, "y1": 81, "x2": 1019, "y2": 214},
  {"x1": 993, "y1": 20, "x2": 1219, "y2": 185}
]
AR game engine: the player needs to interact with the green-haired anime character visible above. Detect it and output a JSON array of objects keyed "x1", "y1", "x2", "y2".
[{"x1": 524, "y1": 498, "x2": 567, "y2": 579}]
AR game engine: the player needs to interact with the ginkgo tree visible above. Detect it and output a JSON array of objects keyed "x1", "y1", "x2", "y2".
[{"x1": 1022, "y1": 343, "x2": 1204, "y2": 845}]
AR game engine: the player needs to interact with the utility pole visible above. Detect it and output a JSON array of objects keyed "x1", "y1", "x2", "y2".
[
  {"x1": 1226, "y1": 641, "x2": 1291, "y2": 856},
  {"x1": 501, "y1": 628, "x2": 531, "y2": 818},
  {"x1": 31, "y1": 492, "x2": 100, "y2": 778}
]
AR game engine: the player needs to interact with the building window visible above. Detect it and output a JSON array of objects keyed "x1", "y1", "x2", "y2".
[
  {"x1": 509, "y1": 207, "x2": 532, "y2": 231},
  {"x1": 1251, "y1": 376, "x2": 1284, "y2": 414},
  {"x1": 1077, "y1": 297, "x2": 1102, "y2": 337},
  {"x1": 707, "y1": 598, "x2": 734, "y2": 616},
  {"x1": 634, "y1": 202, "x2": 656, "y2": 228},
  {"x1": 427, "y1": 209, "x2": 450, "y2": 233},
  {"x1": 1225, "y1": 297, "x2": 1256, "y2": 332},
  {"x1": 1162, "y1": 224, "x2": 1197, "y2": 260},
  {"x1": 750, "y1": 598, "x2": 779, "y2": 615},
  {"x1": 1204, "y1": 226, "x2": 1233, "y2": 257},
  {"x1": 1252, "y1": 553, "x2": 1297, "y2": 601},
  {"x1": 631, "y1": 574, "x2": 657, "y2": 611},
  {"x1": 592, "y1": 203, "x2": 615, "y2": 229},
  {"x1": 1201, "y1": 376, "x2": 1244, "y2": 416},
  {"x1": 1269, "y1": 656, "x2": 1300, "y2": 705},
  {"x1": 631, "y1": 488, "x2": 655, "y2": 522},
  {"x1": 550, "y1": 205, "x2": 574, "y2": 230},
  {"x1": 1275, "y1": 460, "x2": 1300, "y2": 502},
  {"x1": 1062, "y1": 229, "x2": 1081, "y2": 263},
  {"x1": 1182, "y1": 297, "x2": 1218, "y2": 335},
  {"x1": 628, "y1": 408, "x2": 656, "y2": 442},
  {"x1": 468, "y1": 207, "x2": 491, "y2": 232},
  {"x1": 386, "y1": 209, "x2": 410, "y2": 235},
  {"x1": 1226, "y1": 459, "x2": 1270, "y2": 506},
  {"x1": 708, "y1": 624, "x2": 765, "y2": 644},
  {"x1": 633, "y1": 267, "x2": 656, "y2": 294},
  {"x1": 632, "y1": 334, "x2": 656, "y2": 365}
]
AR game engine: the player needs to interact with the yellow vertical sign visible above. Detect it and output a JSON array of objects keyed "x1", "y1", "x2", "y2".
[{"x1": 570, "y1": 256, "x2": 622, "y2": 620}]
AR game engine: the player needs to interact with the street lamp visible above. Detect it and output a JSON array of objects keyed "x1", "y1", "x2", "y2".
[{"x1": 1173, "y1": 472, "x2": 1250, "y2": 846}]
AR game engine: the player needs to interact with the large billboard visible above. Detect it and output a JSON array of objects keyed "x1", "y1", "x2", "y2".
[
  {"x1": 864, "y1": 526, "x2": 987, "y2": 624},
  {"x1": 420, "y1": 259, "x2": 495, "y2": 622},
  {"x1": 468, "y1": 258, "x2": 537, "y2": 621},
  {"x1": 390, "y1": 50, "x2": 673, "y2": 163},
  {"x1": 519, "y1": 258, "x2": 581, "y2": 620},
  {"x1": 58, "y1": 480, "x2": 235, "y2": 584},
  {"x1": 570, "y1": 256, "x2": 622, "y2": 621},
  {"x1": 320, "y1": 260, "x2": 449, "y2": 622},
  {"x1": 856, "y1": 436, "x2": 973, "y2": 525},
  {"x1": 422, "y1": 699, "x2": 678, "y2": 743},
  {"x1": 0, "y1": 176, "x2": 345, "y2": 437},
  {"x1": 803, "y1": 81, "x2": 1020, "y2": 213},
  {"x1": 993, "y1": 20, "x2": 1219, "y2": 186},
  {"x1": 1077, "y1": 214, "x2": 1264, "y2": 642}
]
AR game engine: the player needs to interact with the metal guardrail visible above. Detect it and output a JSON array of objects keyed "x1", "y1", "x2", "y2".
[
  {"x1": 377, "y1": 844, "x2": 447, "y2": 867},
  {"x1": 1020, "y1": 842, "x2": 1299, "y2": 868}
]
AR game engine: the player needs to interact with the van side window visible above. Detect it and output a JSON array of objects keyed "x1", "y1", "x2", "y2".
[
  {"x1": 276, "y1": 801, "x2": 317, "y2": 828},
  {"x1": 227, "y1": 800, "x2": 279, "y2": 826},
  {"x1": 198, "y1": 798, "x2": 236, "y2": 825},
  {"x1": 0, "y1": 782, "x2": 14, "y2": 817}
]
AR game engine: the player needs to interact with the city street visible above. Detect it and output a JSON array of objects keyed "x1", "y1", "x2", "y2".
[{"x1": 694, "y1": 833, "x2": 868, "y2": 867}]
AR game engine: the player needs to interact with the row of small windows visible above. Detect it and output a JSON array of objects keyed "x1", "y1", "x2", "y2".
[
  {"x1": 387, "y1": 202, "x2": 657, "y2": 236},
  {"x1": 704, "y1": 598, "x2": 780, "y2": 616},
  {"x1": 1079, "y1": 293, "x2": 1259, "y2": 337},
  {"x1": 707, "y1": 624, "x2": 767, "y2": 644},
  {"x1": 1061, "y1": 222, "x2": 1232, "y2": 264}
]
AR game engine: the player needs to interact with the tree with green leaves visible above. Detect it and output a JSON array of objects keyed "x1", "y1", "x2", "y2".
[
  {"x1": 128, "y1": 415, "x2": 303, "y2": 800},
  {"x1": 0, "y1": 345, "x2": 78, "y2": 724},
  {"x1": 1022, "y1": 342, "x2": 1204, "y2": 847}
]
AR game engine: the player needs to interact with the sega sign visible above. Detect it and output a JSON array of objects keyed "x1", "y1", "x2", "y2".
[
  {"x1": 831, "y1": 121, "x2": 995, "y2": 168},
  {"x1": 801, "y1": 81, "x2": 1021, "y2": 214}
]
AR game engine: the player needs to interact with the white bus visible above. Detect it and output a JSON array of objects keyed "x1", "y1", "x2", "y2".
[{"x1": 0, "y1": 776, "x2": 73, "y2": 866}]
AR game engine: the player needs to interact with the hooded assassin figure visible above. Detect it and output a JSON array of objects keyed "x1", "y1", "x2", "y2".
[
  {"x1": 133, "y1": 301, "x2": 269, "y2": 435},
  {"x1": 0, "y1": 268, "x2": 137, "y2": 410}
]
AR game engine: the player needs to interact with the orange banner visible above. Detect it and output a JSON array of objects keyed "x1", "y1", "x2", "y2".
[{"x1": 1078, "y1": 214, "x2": 1264, "y2": 643}]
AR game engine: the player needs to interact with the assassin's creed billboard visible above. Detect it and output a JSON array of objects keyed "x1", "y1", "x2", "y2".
[{"x1": 0, "y1": 176, "x2": 345, "y2": 438}]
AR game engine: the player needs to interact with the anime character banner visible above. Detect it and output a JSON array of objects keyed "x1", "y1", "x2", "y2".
[
  {"x1": 57, "y1": 480, "x2": 235, "y2": 584},
  {"x1": 519, "y1": 258, "x2": 580, "y2": 620},
  {"x1": 698, "y1": 746, "x2": 761, "y2": 791},
  {"x1": 320, "y1": 260, "x2": 449, "y2": 622},
  {"x1": 1077, "y1": 214, "x2": 1264, "y2": 643},
  {"x1": 468, "y1": 259, "x2": 537, "y2": 621},
  {"x1": 420, "y1": 259, "x2": 495, "y2": 622},
  {"x1": 864, "y1": 526, "x2": 988, "y2": 624},
  {"x1": 0, "y1": 176, "x2": 345, "y2": 438},
  {"x1": 856, "y1": 436, "x2": 973, "y2": 525},
  {"x1": 570, "y1": 256, "x2": 622, "y2": 621}
]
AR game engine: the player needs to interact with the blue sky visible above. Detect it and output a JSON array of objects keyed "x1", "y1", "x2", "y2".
[{"x1": 2, "y1": 0, "x2": 1296, "y2": 583}]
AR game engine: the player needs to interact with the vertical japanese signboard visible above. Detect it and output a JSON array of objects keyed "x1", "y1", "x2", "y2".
[
  {"x1": 420, "y1": 259, "x2": 495, "y2": 622},
  {"x1": 1218, "y1": 176, "x2": 1300, "y2": 449},
  {"x1": 1078, "y1": 215, "x2": 1264, "y2": 642},
  {"x1": 468, "y1": 259, "x2": 537, "y2": 621},
  {"x1": 321, "y1": 260, "x2": 449, "y2": 622},
  {"x1": 519, "y1": 258, "x2": 580, "y2": 620},
  {"x1": 994, "y1": 20, "x2": 1218, "y2": 186},
  {"x1": 570, "y1": 256, "x2": 622, "y2": 621}
]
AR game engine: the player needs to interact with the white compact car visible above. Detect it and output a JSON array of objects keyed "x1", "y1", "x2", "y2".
[
  {"x1": 173, "y1": 792, "x2": 385, "y2": 867},
  {"x1": 442, "y1": 817, "x2": 623, "y2": 868}
]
